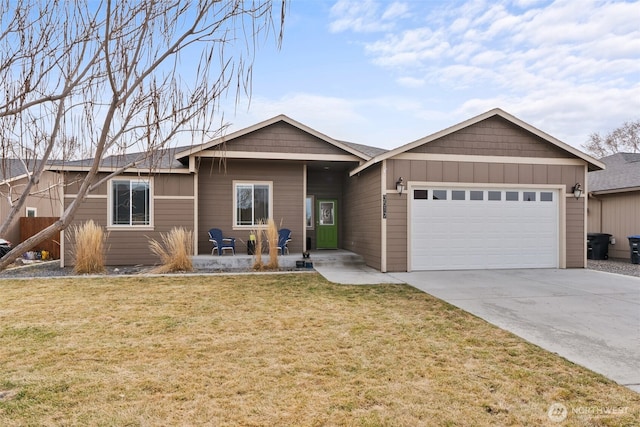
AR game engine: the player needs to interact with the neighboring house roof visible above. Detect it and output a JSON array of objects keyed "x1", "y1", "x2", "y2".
[
  {"x1": 0, "y1": 158, "x2": 47, "y2": 183},
  {"x1": 589, "y1": 152, "x2": 640, "y2": 194},
  {"x1": 350, "y1": 108, "x2": 605, "y2": 176},
  {"x1": 174, "y1": 114, "x2": 378, "y2": 162}
]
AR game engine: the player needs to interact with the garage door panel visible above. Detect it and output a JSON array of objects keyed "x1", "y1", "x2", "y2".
[{"x1": 410, "y1": 188, "x2": 559, "y2": 271}]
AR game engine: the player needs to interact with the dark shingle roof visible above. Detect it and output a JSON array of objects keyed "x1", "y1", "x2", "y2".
[
  {"x1": 588, "y1": 152, "x2": 640, "y2": 192},
  {"x1": 339, "y1": 140, "x2": 387, "y2": 158},
  {"x1": 0, "y1": 158, "x2": 47, "y2": 181},
  {"x1": 48, "y1": 145, "x2": 192, "y2": 171}
]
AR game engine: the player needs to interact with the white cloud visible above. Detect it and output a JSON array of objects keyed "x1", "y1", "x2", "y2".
[
  {"x1": 396, "y1": 76, "x2": 425, "y2": 88},
  {"x1": 329, "y1": 0, "x2": 412, "y2": 33}
]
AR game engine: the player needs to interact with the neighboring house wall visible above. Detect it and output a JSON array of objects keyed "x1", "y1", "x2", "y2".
[
  {"x1": 343, "y1": 163, "x2": 382, "y2": 270},
  {"x1": 588, "y1": 192, "x2": 640, "y2": 259},
  {"x1": 197, "y1": 158, "x2": 304, "y2": 256},
  {"x1": 0, "y1": 171, "x2": 62, "y2": 245},
  {"x1": 63, "y1": 172, "x2": 194, "y2": 266}
]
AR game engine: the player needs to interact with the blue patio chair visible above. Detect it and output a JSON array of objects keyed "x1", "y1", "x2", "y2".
[
  {"x1": 208, "y1": 228, "x2": 236, "y2": 256},
  {"x1": 276, "y1": 228, "x2": 292, "y2": 255}
]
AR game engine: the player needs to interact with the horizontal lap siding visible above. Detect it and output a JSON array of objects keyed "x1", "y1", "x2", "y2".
[
  {"x1": 64, "y1": 172, "x2": 195, "y2": 266},
  {"x1": 343, "y1": 165, "x2": 381, "y2": 270},
  {"x1": 386, "y1": 194, "x2": 407, "y2": 272},
  {"x1": 197, "y1": 159, "x2": 303, "y2": 255},
  {"x1": 566, "y1": 198, "x2": 585, "y2": 268}
]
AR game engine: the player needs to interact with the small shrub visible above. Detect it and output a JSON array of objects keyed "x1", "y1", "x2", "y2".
[
  {"x1": 148, "y1": 227, "x2": 194, "y2": 273},
  {"x1": 72, "y1": 220, "x2": 107, "y2": 274}
]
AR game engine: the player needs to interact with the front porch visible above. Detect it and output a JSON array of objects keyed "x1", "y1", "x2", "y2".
[{"x1": 192, "y1": 249, "x2": 366, "y2": 271}]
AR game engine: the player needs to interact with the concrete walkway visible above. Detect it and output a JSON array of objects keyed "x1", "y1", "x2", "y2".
[{"x1": 390, "y1": 269, "x2": 640, "y2": 393}]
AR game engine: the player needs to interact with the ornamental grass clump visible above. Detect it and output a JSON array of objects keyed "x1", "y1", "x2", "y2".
[
  {"x1": 265, "y1": 219, "x2": 279, "y2": 269},
  {"x1": 72, "y1": 220, "x2": 107, "y2": 274},
  {"x1": 252, "y1": 221, "x2": 265, "y2": 270},
  {"x1": 252, "y1": 219, "x2": 280, "y2": 270},
  {"x1": 148, "y1": 227, "x2": 194, "y2": 273}
]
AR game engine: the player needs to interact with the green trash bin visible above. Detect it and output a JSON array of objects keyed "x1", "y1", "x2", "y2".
[{"x1": 628, "y1": 235, "x2": 640, "y2": 264}]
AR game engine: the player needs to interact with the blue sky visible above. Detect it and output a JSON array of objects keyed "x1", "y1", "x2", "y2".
[{"x1": 223, "y1": 0, "x2": 640, "y2": 152}]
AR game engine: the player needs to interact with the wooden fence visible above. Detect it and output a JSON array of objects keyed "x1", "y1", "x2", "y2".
[{"x1": 19, "y1": 217, "x2": 60, "y2": 259}]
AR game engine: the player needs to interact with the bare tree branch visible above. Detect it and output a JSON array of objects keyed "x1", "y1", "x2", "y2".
[
  {"x1": 582, "y1": 119, "x2": 640, "y2": 158},
  {"x1": 0, "y1": 0, "x2": 286, "y2": 269}
]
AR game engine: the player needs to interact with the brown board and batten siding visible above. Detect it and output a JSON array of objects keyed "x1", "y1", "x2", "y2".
[
  {"x1": 197, "y1": 159, "x2": 304, "y2": 256},
  {"x1": 343, "y1": 163, "x2": 382, "y2": 270},
  {"x1": 63, "y1": 172, "x2": 195, "y2": 266}
]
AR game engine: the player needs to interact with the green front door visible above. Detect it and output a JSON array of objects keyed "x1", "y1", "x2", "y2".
[{"x1": 316, "y1": 199, "x2": 338, "y2": 249}]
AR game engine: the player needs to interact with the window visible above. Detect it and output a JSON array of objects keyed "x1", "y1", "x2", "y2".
[
  {"x1": 541, "y1": 192, "x2": 553, "y2": 202},
  {"x1": 488, "y1": 191, "x2": 501, "y2": 201},
  {"x1": 110, "y1": 179, "x2": 151, "y2": 226},
  {"x1": 506, "y1": 191, "x2": 519, "y2": 201},
  {"x1": 452, "y1": 190, "x2": 465, "y2": 200},
  {"x1": 432, "y1": 190, "x2": 447, "y2": 200},
  {"x1": 523, "y1": 191, "x2": 536, "y2": 202},
  {"x1": 414, "y1": 190, "x2": 428, "y2": 199},
  {"x1": 470, "y1": 191, "x2": 484, "y2": 201},
  {"x1": 234, "y1": 182, "x2": 272, "y2": 227},
  {"x1": 26, "y1": 207, "x2": 37, "y2": 217},
  {"x1": 306, "y1": 196, "x2": 314, "y2": 229}
]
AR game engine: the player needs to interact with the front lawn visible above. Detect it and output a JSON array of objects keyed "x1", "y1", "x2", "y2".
[{"x1": 0, "y1": 274, "x2": 637, "y2": 426}]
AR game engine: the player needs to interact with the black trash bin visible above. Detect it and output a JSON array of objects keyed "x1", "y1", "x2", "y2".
[
  {"x1": 628, "y1": 235, "x2": 640, "y2": 264},
  {"x1": 587, "y1": 233, "x2": 611, "y2": 260}
]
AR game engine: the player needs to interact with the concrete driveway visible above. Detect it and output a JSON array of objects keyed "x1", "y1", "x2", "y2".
[{"x1": 390, "y1": 269, "x2": 640, "y2": 393}]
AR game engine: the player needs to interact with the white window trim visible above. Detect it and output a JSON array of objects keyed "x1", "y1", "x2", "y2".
[
  {"x1": 232, "y1": 180, "x2": 273, "y2": 230},
  {"x1": 26, "y1": 207, "x2": 37, "y2": 217},
  {"x1": 107, "y1": 177, "x2": 154, "y2": 230}
]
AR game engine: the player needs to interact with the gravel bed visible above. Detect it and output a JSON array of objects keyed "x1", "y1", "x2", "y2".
[
  {"x1": 586, "y1": 258, "x2": 640, "y2": 277},
  {"x1": 1, "y1": 258, "x2": 639, "y2": 279}
]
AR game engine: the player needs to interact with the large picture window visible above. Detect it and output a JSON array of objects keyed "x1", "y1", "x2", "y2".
[
  {"x1": 234, "y1": 182, "x2": 272, "y2": 227},
  {"x1": 111, "y1": 179, "x2": 151, "y2": 226}
]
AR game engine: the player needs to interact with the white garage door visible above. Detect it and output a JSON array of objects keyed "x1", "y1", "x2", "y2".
[{"x1": 410, "y1": 188, "x2": 559, "y2": 270}]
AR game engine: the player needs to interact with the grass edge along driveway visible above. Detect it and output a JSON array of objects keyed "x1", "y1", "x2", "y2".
[{"x1": 1, "y1": 273, "x2": 638, "y2": 426}]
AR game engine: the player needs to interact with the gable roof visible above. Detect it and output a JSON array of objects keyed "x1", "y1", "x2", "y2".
[
  {"x1": 588, "y1": 152, "x2": 640, "y2": 194},
  {"x1": 174, "y1": 114, "x2": 376, "y2": 162},
  {"x1": 350, "y1": 108, "x2": 605, "y2": 176}
]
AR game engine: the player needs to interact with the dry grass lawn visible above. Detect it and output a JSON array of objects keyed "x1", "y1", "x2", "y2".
[{"x1": 0, "y1": 273, "x2": 637, "y2": 426}]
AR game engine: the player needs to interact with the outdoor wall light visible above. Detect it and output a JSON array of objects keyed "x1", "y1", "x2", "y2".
[
  {"x1": 396, "y1": 177, "x2": 405, "y2": 195},
  {"x1": 571, "y1": 183, "x2": 583, "y2": 199}
]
